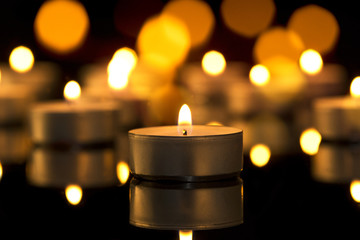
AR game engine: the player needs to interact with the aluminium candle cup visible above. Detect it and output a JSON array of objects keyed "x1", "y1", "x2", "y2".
[
  {"x1": 30, "y1": 100, "x2": 119, "y2": 145},
  {"x1": 0, "y1": 127, "x2": 31, "y2": 164},
  {"x1": 313, "y1": 96, "x2": 360, "y2": 141},
  {"x1": 311, "y1": 142, "x2": 360, "y2": 183},
  {"x1": 129, "y1": 177, "x2": 243, "y2": 230},
  {"x1": 128, "y1": 125, "x2": 243, "y2": 181},
  {"x1": 27, "y1": 147, "x2": 117, "y2": 188}
]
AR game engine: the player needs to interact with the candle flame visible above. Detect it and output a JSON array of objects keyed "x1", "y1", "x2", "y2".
[
  {"x1": 178, "y1": 104, "x2": 192, "y2": 135},
  {"x1": 350, "y1": 76, "x2": 360, "y2": 98},
  {"x1": 116, "y1": 161, "x2": 130, "y2": 185},
  {"x1": 201, "y1": 50, "x2": 226, "y2": 76},
  {"x1": 299, "y1": 128, "x2": 322, "y2": 155},
  {"x1": 65, "y1": 184, "x2": 83, "y2": 205},
  {"x1": 250, "y1": 144, "x2": 271, "y2": 167},
  {"x1": 9, "y1": 46, "x2": 35, "y2": 73},
  {"x1": 299, "y1": 49, "x2": 323, "y2": 75},
  {"x1": 0, "y1": 162, "x2": 3, "y2": 181},
  {"x1": 64, "y1": 80, "x2": 81, "y2": 101},
  {"x1": 107, "y1": 47, "x2": 137, "y2": 90},
  {"x1": 350, "y1": 180, "x2": 360, "y2": 203},
  {"x1": 179, "y1": 230, "x2": 193, "y2": 240},
  {"x1": 249, "y1": 64, "x2": 270, "y2": 86}
]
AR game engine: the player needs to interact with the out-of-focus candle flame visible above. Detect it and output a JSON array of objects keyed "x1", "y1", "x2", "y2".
[
  {"x1": 64, "y1": 80, "x2": 81, "y2": 101},
  {"x1": 350, "y1": 180, "x2": 360, "y2": 203},
  {"x1": 350, "y1": 76, "x2": 360, "y2": 98},
  {"x1": 249, "y1": 64, "x2": 270, "y2": 86},
  {"x1": 250, "y1": 144, "x2": 271, "y2": 167},
  {"x1": 299, "y1": 49, "x2": 323, "y2": 75},
  {"x1": 179, "y1": 230, "x2": 193, "y2": 240},
  {"x1": 299, "y1": 128, "x2": 322, "y2": 155},
  {"x1": 178, "y1": 104, "x2": 192, "y2": 135},
  {"x1": 201, "y1": 50, "x2": 226, "y2": 76},
  {"x1": 9, "y1": 46, "x2": 34, "y2": 73},
  {"x1": 117, "y1": 161, "x2": 130, "y2": 185},
  {"x1": 0, "y1": 162, "x2": 3, "y2": 181},
  {"x1": 65, "y1": 184, "x2": 83, "y2": 205},
  {"x1": 107, "y1": 47, "x2": 137, "y2": 90}
]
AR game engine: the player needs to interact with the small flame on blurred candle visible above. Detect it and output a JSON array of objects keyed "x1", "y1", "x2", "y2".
[
  {"x1": 65, "y1": 184, "x2": 83, "y2": 205},
  {"x1": 350, "y1": 76, "x2": 360, "y2": 98},
  {"x1": 178, "y1": 104, "x2": 192, "y2": 135},
  {"x1": 350, "y1": 180, "x2": 360, "y2": 203},
  {"x1": 249, "y1": 64, "x2": 270, "y2": 86},
  {"x1": 179, "y1": 230, "x2": 193, "y2": 240},
  {"x1": 299, "y1": 49, "x2": 323, "y2": 75},
  {"x1": 201, "y1": 50, "x2": 226, "y2": 76},
  {"x1": 0, "y1": 162, "x2": 3, "y2": 181},
  {"x1": 64, "y1": 80, "x2": 81, "y2": 102},
  {"x1": 299, "y1": 128, "x2": 322, "y2": 155},
  {"x1": 250, "y1": 144, "x2": 271, "y2": 167},
  {"x1": 9, "y1": 46, "x2": 34, "y2": 73},
  {"x1": 107, "y1": 47, "x2": 137, "y2": 90},
  {"x1": 117, "y1": 161, "x2": 130, "y2": 185}
]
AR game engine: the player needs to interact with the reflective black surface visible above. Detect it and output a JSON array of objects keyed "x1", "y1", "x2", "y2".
[{"x1": 1, "y1": 145, "x2": 360, "y2": 239}]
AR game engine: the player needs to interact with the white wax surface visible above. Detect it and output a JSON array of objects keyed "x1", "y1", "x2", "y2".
[
  {"x1": 129, "y1": 125, "x2": 242, "y2": 137},
  {"x1": 32, "y1": 100, "x2": 118, "y2": 113},
  {"x1": 315, "y1": 96, "x2": 360, "y2": 109}
]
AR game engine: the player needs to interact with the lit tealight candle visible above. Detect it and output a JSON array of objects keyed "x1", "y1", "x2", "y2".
[
  {"x1": 313, "y1": 76, "x2": 360, "y2": 141},
  {"x1": 30, "y1": 80, "x2": 119, "y2": 145},
  {"x1": 128, "y1": 104, "x2": 243, "y2": 181}
]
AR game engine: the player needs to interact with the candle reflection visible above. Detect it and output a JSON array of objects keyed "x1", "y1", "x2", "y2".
[{"x1": 65, "y1": 184, "x2": 83, "y2": 205}]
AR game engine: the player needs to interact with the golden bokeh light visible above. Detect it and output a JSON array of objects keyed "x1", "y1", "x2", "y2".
[
  {"x1": 287, "y1": 4, "x2": 339, "y2": 54},
  {"x1": 179, "y1": 230, "x2": 193, "y2": 240},
  {"x1": 350, "y1": 76, "x2": 360, "y2": 98},
  {"x1": 299, "y1": 49, "x2": 323, "y2": 75},
  {"x1": 249, "y1": 64, "x2": 270, "y2": 86},
  {"x1": 64, "y1": 80, "x2": 81, "y2": 101},
  {"x1": 163, "y1": 0, "x2": 214, "y2": 47},
  {"x1": 350, "y1": 180, "x2": 360, "y2": 203},
  {"x1": 137, "y1": 13, "x2": 190, "y2": 69},
  {"x1": 9, "y1": 46, "x2": 34, "y2": 73},
  {"x1": 299, "y1": 128, "x2": 322, "y2": 155},
  {"x1": 201, "y1": 50, "x2": 226, "y2": 76},
  {"x1": 65, "y1": 184, "x2": 83, "y2": 205},
  {"x1": 253, "y1": 27, "x2": 305, "y2": 64},
  {"x1": 221, "y1": 0, "x2": 275, "y2": 38},
  {"x1": 108, "y1": 47, "x2": 138, "y2": 90},
  {"x1": 117, "y1": 161, "x2": 130, "y2": 185},
  {"x1": 250, "y1": 144, "x2": 271, "y2": 167},
  {"x1": 34, "y1": 0, "x2": 89, "y2": 54}
]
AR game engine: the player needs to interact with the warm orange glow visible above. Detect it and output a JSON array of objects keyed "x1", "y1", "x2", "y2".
[
  {"x1": 287, "y1": 4, "x2": 339, "y2": 54},
  {"x1": 221, "y1": 0, "x2": 275, "y2": 38},
  {"x1": 137, "y1": 13, "x2": 190, "y2": 69},
  {"x1": 351, "y1": 180, "x2": 360, "y2": 203},
  {"x1": 163, "y1": 0, "x2": 214, "y2": 47},
  {"x1": 350, "y1": 77, "x2": 360, "y2": 98},
  {"x1": 108, "y1": 47, "x2": 138, "y2": 90},
  {"x1": 65, "y1": 184, "x2": 83, "y2": 205},
  {"x1": 117, "y1": 161, "x2": 130, "y2": 185},
  {"x1": 201, "y1": 50, "x2": 226, "y2": 76},
  {"x1": 250, "y1": 144, "x2": 271, "y2": 167},
  {"x1": 64, "y1": 80, "x2": 81, "y2": 101},
  {"x1": 253, "y1": 27, "x2": 305, "y2": 64},
  {"x1": 179, "y1": 230, "x2": 193, "y2": 240},
  {"x1": 34, "y1": 0, "x2": 89, "y2": 54},
  {"x1": 299, "y1": 128, "x2": 322, "y2": 155},
  {"x1": 299, "y1": 49, "x2": 323, "y2": 75},
  {"x1": 249, "y1": 64, "x2": 270, "y2": 86},
  {"x1": 178, "y1": 104, "x2": 192, "y2": 135},
  {"x1": 9, "y1": 46, "x2": 34, "y2": 73}
]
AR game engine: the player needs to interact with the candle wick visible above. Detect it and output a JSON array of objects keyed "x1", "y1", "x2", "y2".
[{"x1": 182, "y1": 129, "x2": 187, "y2": 136}]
